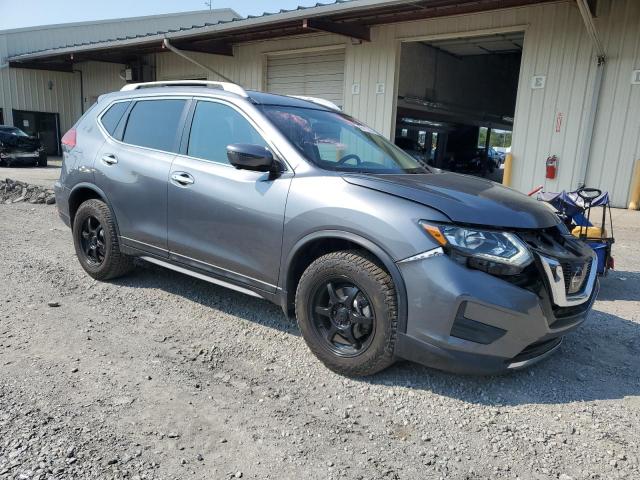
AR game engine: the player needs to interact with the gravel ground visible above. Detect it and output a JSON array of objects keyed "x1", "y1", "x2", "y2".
[
  {"x1": 0, "y1": 159, "x2": 62, "y2": 189},
  {"x1": 0, "y1": 202, "x2": 638, "y2": 480}
]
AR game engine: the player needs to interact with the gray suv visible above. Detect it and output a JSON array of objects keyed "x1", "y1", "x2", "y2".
[{"x1": 55, "y1": 81, "x2": 598, "y2": 376}]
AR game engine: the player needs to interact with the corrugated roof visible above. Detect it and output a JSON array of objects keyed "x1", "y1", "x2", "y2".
[
  {"x1": 7, "y1": 0, "x2": 558, "y2": 64},
  {"x1": 8, "y1": 0, "x2": 354, "y2": 60}
]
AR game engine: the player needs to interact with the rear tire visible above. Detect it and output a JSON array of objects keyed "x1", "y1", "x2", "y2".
[
  {"x1": 73, "y1": 199, "x2": 134, "y2": 280},
  {"x1": 37, "y1": 153, "x2": 47, "y2": 167},
  {"x1": 295, "y1": 250, "x2": 398, "y2": 376}
]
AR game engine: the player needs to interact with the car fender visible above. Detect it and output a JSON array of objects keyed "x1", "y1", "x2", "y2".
[
  {"x1": 68, "y1": 183, "x2": 122, "y2": 238},
  {"x1": 281, "y1": 229, "x2": 408, "y2": 334}
]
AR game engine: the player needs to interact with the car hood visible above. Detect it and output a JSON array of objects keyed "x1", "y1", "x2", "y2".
[{"x1": 342, "y1": 172, "x2": 559, "y2": 229}]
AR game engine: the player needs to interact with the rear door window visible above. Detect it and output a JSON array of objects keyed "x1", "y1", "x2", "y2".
[
  {"x1": 187, "y1": 101, "x2": 267, "y2": 164},
  {"x1": 100, "y1": 101, "x2": 130, "y2": 135},
  {"x1": 122, "y1": 99, "x2": 186, "y2": 152}
]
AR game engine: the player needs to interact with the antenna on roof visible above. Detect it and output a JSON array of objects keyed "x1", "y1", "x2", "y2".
[{"x1": 204, "y1": 0, "x2": 212, "y2": 10}]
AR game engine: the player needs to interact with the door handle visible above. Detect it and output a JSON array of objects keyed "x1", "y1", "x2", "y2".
[
  {"x1": 171, "y1": 172, "x2": 195, "y2": 186},
  {"x1": 101, "y1": 154, "x2": 118, "y2": 165}
]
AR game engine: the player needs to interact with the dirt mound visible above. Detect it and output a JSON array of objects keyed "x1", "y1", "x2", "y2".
[{"x1": 1, "y1": 178, "x2": 56, "y2": 205}]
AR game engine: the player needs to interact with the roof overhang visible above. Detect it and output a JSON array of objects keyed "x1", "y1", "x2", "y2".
[{"x1": 8, "y1": 0, "x2": 560, "y2": 71}]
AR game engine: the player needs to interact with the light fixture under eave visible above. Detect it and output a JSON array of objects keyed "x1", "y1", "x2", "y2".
[{"x1": 400, "y1": 117, "x2": 444, "y2": 128}]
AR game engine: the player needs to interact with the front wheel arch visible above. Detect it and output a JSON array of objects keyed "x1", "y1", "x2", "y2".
[{"x1": 282, "y1": 230, "x2": 407, "y2": 334}]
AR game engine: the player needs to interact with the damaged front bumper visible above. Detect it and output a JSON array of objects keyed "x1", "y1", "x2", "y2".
[{"x1": 393, "y1": 240, "x2": 598, "y2": 375}]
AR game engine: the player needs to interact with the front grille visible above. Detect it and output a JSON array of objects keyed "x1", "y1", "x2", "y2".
[
  {"x1": 519, "y1": 228, "x2": 596, "y2": 308},
  {"x1": 561, "y1": 260, "x2": 591, "y2": 295}
]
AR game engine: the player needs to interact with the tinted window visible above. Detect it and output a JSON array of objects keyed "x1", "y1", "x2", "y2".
[
  {"x1": 188, "y1": 101, "x2": 267, "y2": 164},
  {"x1": 123, "y1": 99, "x2": 186, "y2": 152},
  {"x1": 100, "y1": 101, "x2": 130, "y2": 135}
]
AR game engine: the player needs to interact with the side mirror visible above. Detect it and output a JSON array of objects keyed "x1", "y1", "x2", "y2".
[{"x1": 227, "y1": 144, "x2": 278, "y2": 173}]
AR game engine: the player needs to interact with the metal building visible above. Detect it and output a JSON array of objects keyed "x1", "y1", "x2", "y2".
[
  {"x1": 0, "y1": 8, "x2": 239, "y2": 155},
  {"x1": 2, "y1": 0, "x2": 639, "y2": 207}
]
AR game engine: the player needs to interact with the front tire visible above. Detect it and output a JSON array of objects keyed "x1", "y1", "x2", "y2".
[
  {"x1": 37, "y1": 152, "x2": 47, "y2": 167},
  {"x1": 73, "y1": 199, "x2": 133, "y2": 280},
  {"x1": 295, "y1": 250, "x2": 398, "y2": 376}
]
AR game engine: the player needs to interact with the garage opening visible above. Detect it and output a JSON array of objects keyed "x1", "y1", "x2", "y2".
[{"x1": 394, "y1": 31, "x2": 524, "y2": 181}]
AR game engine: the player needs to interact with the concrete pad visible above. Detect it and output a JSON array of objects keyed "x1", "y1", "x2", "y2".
[{"x1": 0, "y1": 156, "x2": 61, "y2": 189}]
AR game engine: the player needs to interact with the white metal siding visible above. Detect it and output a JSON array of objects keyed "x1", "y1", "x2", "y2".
[
  {"x1": 585, "y1": 0, "x2": 640, "y2": 206},
  {"x1": 155, "y1": 32, "x2": 348, "y2": 91},
  {"x1": 0, "y1": 33, "x2": 81, "y2": 133},
  {"x1": 266, "y1": 49, "x2": 345, "y2": 108},
  {"x1": 0, "y1": 8, "x2": 236, "y2": 136},
  {"x1": 78, "y1": 61, "x2": 127, "y2": 110}
]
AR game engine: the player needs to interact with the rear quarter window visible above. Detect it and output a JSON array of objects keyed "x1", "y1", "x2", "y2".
[
  {"x1": 99, "y1": 101, "x2": 130, "y2": 135},
  {"x1": 122, "y1": 99, "x2": 186, "y2": 152}
]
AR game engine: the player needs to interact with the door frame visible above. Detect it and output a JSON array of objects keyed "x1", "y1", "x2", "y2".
[
  {"x1": 11, "y1": 109, "x2": 62, "y2": 156},
  {"x1": 390, "y1": 24, "x2": 529, "y2": 148}
]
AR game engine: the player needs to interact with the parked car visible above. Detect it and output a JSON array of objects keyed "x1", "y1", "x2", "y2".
[
  {"x1": 55, "y1": 81, "x2": 598, "y2": 376},
  {"x1": 0, "y1": 125, "x2": 47, "y2": 167},
  {"x1": 485, "y1": 146, "x2": 503, "y2": 169}
]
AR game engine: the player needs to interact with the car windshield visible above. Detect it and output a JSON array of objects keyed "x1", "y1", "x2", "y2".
[
  {"x1": 0, "y1": 127, "x2": 29, "y2": 137},
  {"x1": 260, "y1": 105, "x2": 429, "y2": 174}
]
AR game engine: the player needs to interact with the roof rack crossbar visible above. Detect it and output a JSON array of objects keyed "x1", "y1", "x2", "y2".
[{"x1": 120, "y1": 80, "x2": 248, "y2": 97}]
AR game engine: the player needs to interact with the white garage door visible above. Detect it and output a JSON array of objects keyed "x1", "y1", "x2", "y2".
[{"x1": 267, "y1": 49, "x2": 345, "y2": 108}]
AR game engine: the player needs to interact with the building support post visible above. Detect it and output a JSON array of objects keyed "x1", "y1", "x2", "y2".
[
  {"x1": 628, "y1": 159, "x2": 640, "y2": 210},
  {"x1": 73, "y1": 69, "x2": 84, "y2": 115},
  {"x1": 502, "y1": 153, "x2": 513, "y2": 187},
  {"x1": 574, "y1": 0, "x2": 606, "y2": 189}
]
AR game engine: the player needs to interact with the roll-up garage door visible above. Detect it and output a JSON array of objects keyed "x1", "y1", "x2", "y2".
[{"x1": 267, "y1": 49, "x2": 345, "y2": 108}]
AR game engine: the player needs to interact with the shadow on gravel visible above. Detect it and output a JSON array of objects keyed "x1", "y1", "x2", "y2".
[
  {"x1": 111, "y1": 261, "x2": 298, "y2": 335},
  {"x1": 368, "y1": 307, "x2": 640, "y2": 406},
  {"x1": 596, "y1": 271, "x2": 640, "y2": 301},
  {"x1": 112, "y1": 262, "x2": 638, "y2": 406}
]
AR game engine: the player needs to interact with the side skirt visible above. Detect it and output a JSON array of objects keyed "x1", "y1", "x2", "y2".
[{"x1": 140, "y1": 256, "x2": 265, "y2": 299}]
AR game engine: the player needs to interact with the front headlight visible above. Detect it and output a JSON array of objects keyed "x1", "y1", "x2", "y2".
[{"x1": 419, "y1": 221, "x2": 533, "y2": 275}]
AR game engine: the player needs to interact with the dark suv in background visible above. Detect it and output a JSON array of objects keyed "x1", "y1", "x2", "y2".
[{"x1": 55, "y1": 81, "x2": 598, "y2": 376}]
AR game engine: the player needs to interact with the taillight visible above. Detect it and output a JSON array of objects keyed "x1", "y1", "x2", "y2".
[{"x1": 61, "y1": 128, "x2": 77, "y2": 150}]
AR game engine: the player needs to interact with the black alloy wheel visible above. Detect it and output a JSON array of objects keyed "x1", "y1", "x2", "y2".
[
  {"x1": 310, "y1": 278, "x2": 375, "y2": 357},
  {"x1": 79, "y1": 215, "x2": 106, "y2": 266},
  {"x1": 72, "y1": 199, "x2": 133, "y2": 280},
  {"x1": 295, "y1": 250, "x2": 398, "y2": 376}
]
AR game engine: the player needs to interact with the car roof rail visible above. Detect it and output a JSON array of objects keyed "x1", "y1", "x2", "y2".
[
  {"x1": 289, "y1": 95, "x2": 341, "y2": 111},
  {"x1": 120, "y1": 80, "x2": 248, "y2": 98}
]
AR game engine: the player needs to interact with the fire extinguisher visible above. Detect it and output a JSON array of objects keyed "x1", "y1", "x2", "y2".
[{"x1": 546, "y1": 155, "x2": 558, "y2": 179}]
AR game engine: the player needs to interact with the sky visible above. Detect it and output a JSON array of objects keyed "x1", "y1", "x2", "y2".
[{"x1": 0, "y1": 0, "x2": 327, "y2": 30}]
